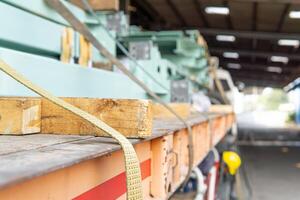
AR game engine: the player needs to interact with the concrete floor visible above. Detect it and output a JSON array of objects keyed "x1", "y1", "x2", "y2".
[{"x1": 239, "y1": 145, "x2": 300, "y2": 200}]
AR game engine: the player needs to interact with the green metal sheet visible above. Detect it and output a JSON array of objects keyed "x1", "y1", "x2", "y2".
[
  {"x1": 88, "y1": 24, "x2": 117, "y2": 61},
  {"x1": 120, "y1": 45, "x2": 170, "y2": 97},
  {"x1": 0, "y1": 47, "x2": 147, "y2": 99},
  {"x1": 0, "y1": 1, "x2": 64, "y2": 56},
  {"x1": 163, "y1": 55, "x2": 207, "y2": 69},
  {"x1": 1, "y1": 0, "x2": 97, "y2": 25}
]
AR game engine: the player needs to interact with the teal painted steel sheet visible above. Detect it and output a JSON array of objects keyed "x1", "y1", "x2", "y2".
[
  {"x1": 1, "y1": 0, "x2": 97, "y2": 25},
  {"x1": 88, "y1": 24, "x2": 117, "y2": 60},
  {"x1": 163, "y1": 55, "x2": 207, "y2": 69},
  {"x1": 0, "y1": 1, "x2": 64, "y2": 56},
  {"x1": 0, "y1": 47, "x2": 147, "y2": 99},
  {"x1": 119, "y1": 28, "x2": 209, "y2": 90},
  {"x1": 120, "y1": 45, "x2": 170, "y2": 95}
]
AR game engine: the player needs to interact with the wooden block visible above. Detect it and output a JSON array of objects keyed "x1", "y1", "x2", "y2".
[
  {"x1": 153, "y1": 103, "x2": 191, "y2": 119},
  {"x1": 69, "y1": 0, "x2": 119, "y2": 11},
  {"x1": 209, "y1": 105, "x2": 234, "y2": 113},
  {"x1": 0, "y1": 97, "x2": 41, "y2": 135},
  {"x1": 41, "y1": 98, "x2": 152, "y2": 138}
]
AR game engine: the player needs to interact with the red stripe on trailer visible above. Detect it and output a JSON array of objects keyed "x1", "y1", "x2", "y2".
[{"x1": 73, "y1": 159, "x2": 151, "y2": 200}]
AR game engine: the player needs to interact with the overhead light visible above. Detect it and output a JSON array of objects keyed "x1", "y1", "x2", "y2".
[
  {"x1": 205, "y1": 6, "x2": 229, "y2": 15},
  {"x1": 267, "y1": 66, "x2": 282, "y2": 73},
  {"x1": 278, "y1": 39, "x2": 300, "y2": 47},
  {"x1": 227, "y1": 63, "x2": 241, "y2": 69},
  {"x1": 223, "y1": 52, "x2": 239, "y2": 59},
  {"x1": 216, "y1": 35, "x2": 236, "y2": 42},
  {"x1": 270, "y1": 56, "x2": 289, "y2": 64},
  {"x1": 289, "y1": 11, "x2": 300, "y2": 19}
]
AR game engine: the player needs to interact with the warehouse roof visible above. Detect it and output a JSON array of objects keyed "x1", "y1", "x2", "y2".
[{"x1": 130, "y1": 0, "x2": 300, "y2": 88}]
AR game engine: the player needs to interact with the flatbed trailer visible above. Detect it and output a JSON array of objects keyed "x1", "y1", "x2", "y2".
[{"x1": 0, "y1": 112, "x2": 234, "y2": 200}]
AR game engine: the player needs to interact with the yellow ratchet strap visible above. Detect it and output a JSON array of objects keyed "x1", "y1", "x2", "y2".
[{"x1": 0, "y1": 59, "x2": 143, "y2": 200}]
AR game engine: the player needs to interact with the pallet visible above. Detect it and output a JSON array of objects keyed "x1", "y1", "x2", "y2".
[{"x1": 0, "y1": 112, "x2": 234, "y2": 200}]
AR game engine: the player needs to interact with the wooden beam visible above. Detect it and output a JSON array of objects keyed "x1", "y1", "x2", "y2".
[
  {"x1": 153, "y1": 103, "x2": 192, "y2": 119},
  {"x1": 69, "y1": 0, "x2": 119, "y2": 11},
  {"x1": 41, "y1": 98, "x2": 153, "y2": 138},
  {"x1": 0, "y1": 98, "x2": 41, "y2": 135},
  {"x1": 209, "y1": 105, "x2": 234, "y2": 113}
]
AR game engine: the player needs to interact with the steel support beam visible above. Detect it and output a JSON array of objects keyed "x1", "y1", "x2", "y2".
[
  {"x1": 221, "y1": 61, "x2": 299, "y2": 71},
  {"x1": 199, "y1": 28, "x2": 300, "y2": 40},
  {"x1": 233, "y1": 78, "x2": 285, "y2": 87},
  {"x1": 210, "y1": 47, "x2": 300, "y2": 60},
  {"x1": 228, "y1": 0, "x2": 300, "y2": 3},
  {"x1": 229, "y1": 71, "x2": 291, "y2": 81}
]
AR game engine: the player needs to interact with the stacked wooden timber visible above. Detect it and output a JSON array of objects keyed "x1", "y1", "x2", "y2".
[
  {"x1": 0, "y1": 97, "x2": 234, "y2": 199},
  {"x1": 69, "y1": 0, "x2": 119, "y2": 11}
]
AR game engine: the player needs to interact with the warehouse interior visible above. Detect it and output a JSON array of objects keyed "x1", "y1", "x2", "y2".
[{"x1": 0, "y1": 0, "x2": 299, "y2": 200}]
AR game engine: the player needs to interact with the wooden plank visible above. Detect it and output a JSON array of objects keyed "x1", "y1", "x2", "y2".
[
  {"x1": 69, "y1": 0, "x2": 119, "y2": 11},
  {"x1": 153, "y1": 103, "x2": 192, "y2": 119},
  {"x1": 41, "y1": 98, "x2": 153, "y2": 138},
  {"x1": 209, "y1": 105, "x2": 234, "y2": 113},
  {"x1": 0, "y1": 98, "x2": 41, "y2": 135}
]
